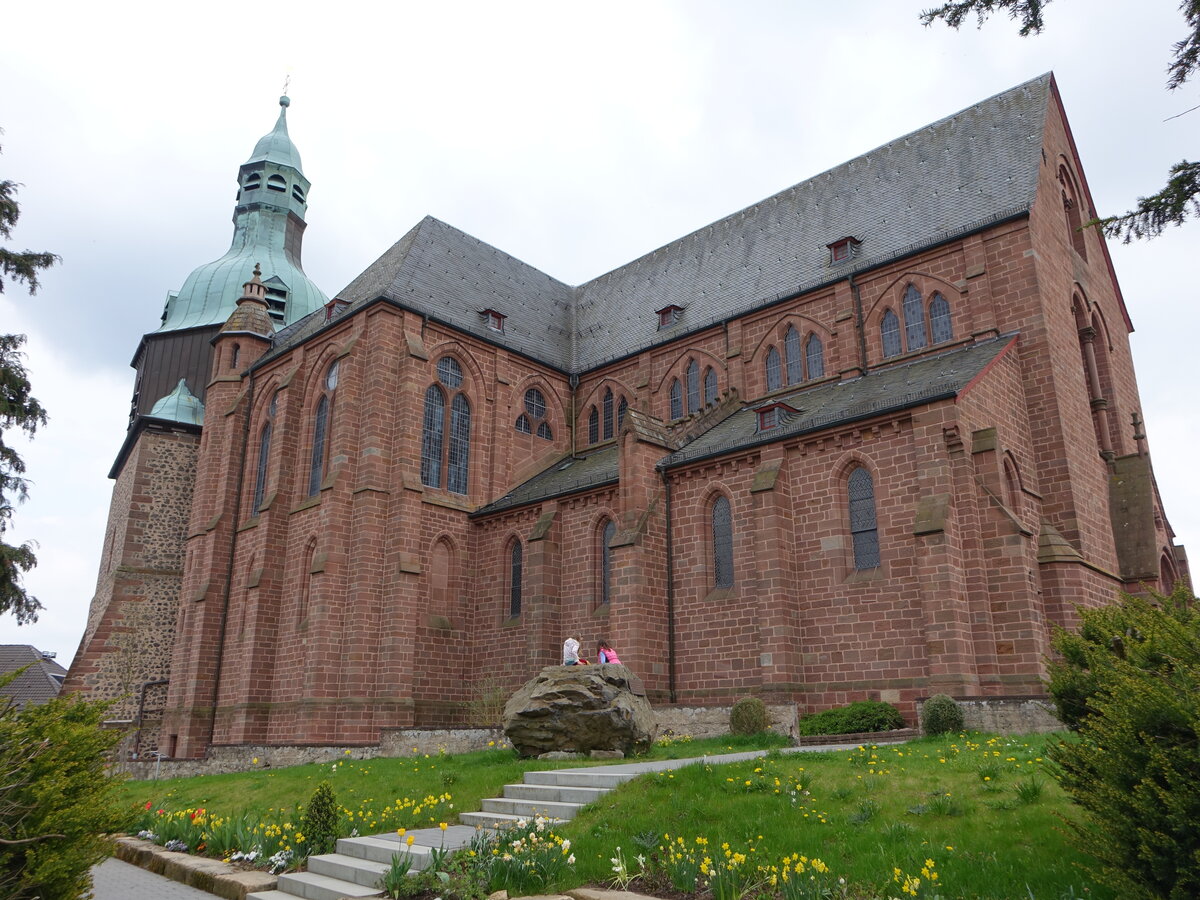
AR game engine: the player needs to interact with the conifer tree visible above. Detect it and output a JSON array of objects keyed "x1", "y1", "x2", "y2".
[
  {"x1": 0, "y1": 136, "x2": 57, "y2": 624},
  {"x1": 921, "y1": 0, "x2": 1200, "y2": 240}
]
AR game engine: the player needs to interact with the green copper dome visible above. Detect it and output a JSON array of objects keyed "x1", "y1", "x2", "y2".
[
  {"x1": 245, "y1": 96, "x2": 303, "y2": 170},
  {"x1": 157, "y1": 96, "x2": 327, "y2": 333},
  {"x1": 150, "y1": 378, "x2": 205, "y2": 425}
]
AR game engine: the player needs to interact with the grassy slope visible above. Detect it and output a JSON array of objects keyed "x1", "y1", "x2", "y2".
[{"x1": 121, "y1": 733, "x2": 1106, "y2": 900}]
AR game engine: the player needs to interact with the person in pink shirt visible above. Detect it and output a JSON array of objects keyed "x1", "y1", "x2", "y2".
[{"x1": 597, "y1": 640, "x2": 621, "y2": 665}]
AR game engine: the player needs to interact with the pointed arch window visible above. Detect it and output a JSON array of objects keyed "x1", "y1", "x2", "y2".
[
  {"x1": 712, "y1": 495, "x2": 734, "y2": 589},
  {"x1": 669, "y1": 379, "x2": 683, "y2": 420},
  {"x1": 704, "y1": 367, "x2": 718, "y2": 406},
  {"x1": 253, "y1": 391, "x2": 278, "y2": 512},
  {"x1": 765, "y1": 346, "x2": 782, "y2": 392},
  {"x1": 903, "y1": 285, "x2": 927, "y2": 351},
  {"x1": 881, "y1": 310, "x2": 902, "y2": 358},
  {"x1": 929, "y1": 293, "x2": 953, "y2": 344},
  {"x1": 806, "y1": 334, "x2": 825, "y2": 378},
  {"x1": 686, "y1": 360, "x2": 700, "y2": 414},
  {"x1": 617, "y1": 396, "x2": 628, "y2": 430},
  {"x1": 848, "y1": 466, "x2": 880, "y2": 569},
  {"x1": 785, "y1": 327, "x2": 802, "y2": 385},
  {"x1": 307, "y1": 360, "x2": 339, "y2": 497},
  {"x1": 603, "y1": 388, "x2": 615, "y2": 440},
  {"x1": 599, "y1": 517, "x2": 617, "y2": 606},
  {"x1": 516, "y1": 387, "x2": 552, "y2": 440},
  {"x1": 508, "y1": 540, "x2": 523, "y2": 618},
  {"x1": 588, "y1": 406, "x2": 600, "y2": 444},
  {"x1": 421, "y1": 356, "x2": 471, "y2": 494}
]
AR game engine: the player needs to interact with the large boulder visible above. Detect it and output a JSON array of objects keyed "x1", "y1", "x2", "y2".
[{"x1": 503, "y1": 664, "x2": 656, "y2": 757}]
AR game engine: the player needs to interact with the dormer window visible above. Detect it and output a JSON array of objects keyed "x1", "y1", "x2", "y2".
[
  {"x1": 657, "y1": 305, "x2": 684, "y2": 329},
  {"x1": 756, "y1": 401, "x2": 798, "y2": 432},
  {"x1": 267, "y1": 174, "x2": 287, "y2": 193},
  {"x1": 827, "y1": 236, "x2": 861, "y2": 265},
  {"x1": 479, "y1": 309, "x2": 506, "y2": 333},
  {"x1": 324, "y1": 298, "x2": 350, "y2": 322}
]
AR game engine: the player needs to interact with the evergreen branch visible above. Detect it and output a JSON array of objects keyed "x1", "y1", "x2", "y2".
[
  {"x1": 920, "y1": 0, "x2": 1051, "y2": 35},
  {"x1": 1098, "y1": 160, "x2": 1200, "y2": 242}
]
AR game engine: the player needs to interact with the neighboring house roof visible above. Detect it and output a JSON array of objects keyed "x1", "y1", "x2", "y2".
[
  {"x1": 0, "y1": 645, "x2": 67, "y2": 710},
  {"x1": 660, "y1": 334, "x2": 1017, "y2": 469},
  {"x1": 313, "y1": 74, "x2": 1049, "y2": 374}
]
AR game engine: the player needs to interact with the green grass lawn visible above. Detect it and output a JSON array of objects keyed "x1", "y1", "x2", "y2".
[{"x1": 122, "y1": 732, "x2": 1107, "y2": 899}]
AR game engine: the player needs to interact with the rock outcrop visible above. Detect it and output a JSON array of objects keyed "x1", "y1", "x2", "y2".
[{"x1": 503, "y1": 664, "x2": 656, "y2": 757}]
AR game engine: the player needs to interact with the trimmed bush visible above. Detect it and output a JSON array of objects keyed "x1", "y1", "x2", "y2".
[
  {"x1": 302, "y1": 780, "x2": 339, "y2": 858},
  {"x1": 921, "y1": 694, "x2": 964, "y2": 735},
  {"x1": 798, "y1": 700, "x2": 904, "y2": 736},
  {"x1": 1047, "y1": 590, "x2": 1200, "y2": 899},
  {"x1": 729, "y1": 696, "x2": 770, "y2": 735}
]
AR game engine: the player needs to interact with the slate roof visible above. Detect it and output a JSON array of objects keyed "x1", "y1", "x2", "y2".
[
  {"x1": 660, "y1": 335, "x2": 1018, "y2": 469},
  {"x1": 297, "y1": 74, "x2": 1050, "y2": 374},
  {"x1": 0, "y1": 645, "x2": 67, "y2": 710},
  {"x1": 473, "y1": 445, "x2": 619, "y2": 517}
]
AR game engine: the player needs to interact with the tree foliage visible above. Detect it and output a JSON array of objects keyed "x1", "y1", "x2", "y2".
[
  {"x1": 921, "y1": 0, "x2": 1200, "y2": 241},
  {"x1": 0, "y1": 137, "x2": 55, "y2": 624},
  {"x1": 0, "y1": 673, "x2": 131, "y2": 900},
  {"x1": 1045, "y1": 589, "x2": 1200, "y2": 899}
]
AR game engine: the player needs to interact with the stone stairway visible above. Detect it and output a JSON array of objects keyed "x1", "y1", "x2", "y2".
[{"x1": 248, "y1": 744, "x2": 877, "y2": 900}]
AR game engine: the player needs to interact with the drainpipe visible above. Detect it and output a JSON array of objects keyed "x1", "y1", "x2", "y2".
[
  {"x1": 661, "y1": 468, "x2": 677, "y2": 703},
  {"x1": 568, "y1": 373, "x2": 579, "y2": 458},
  {"x1": 205, "y1": 370, "x2": 254, "y2": 750},
  {"x1": 133, "y1": 678, "x2": 170, "y2": 758},
  {"x1": 848, "y1": 274, "x2": 869, "y2": 376}
]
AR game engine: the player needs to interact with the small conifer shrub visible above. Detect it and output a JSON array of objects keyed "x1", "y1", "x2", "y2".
[
  {"x1": 922, "y1": 694, "x2": 964, "y2": 735},
  {"x1": 302, "y1": 780, "x2": 339, "y2": 858},
  {"x1": 798, "y1": 700, "x2": 904, "y2": 736},
  {"x1": 729, "y1": 696, "x2": 771, "y2": 734}
]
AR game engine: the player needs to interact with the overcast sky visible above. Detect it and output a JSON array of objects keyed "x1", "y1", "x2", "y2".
[{"x1": 2, "y1": 0, "x2": 1197, "y2": 661}]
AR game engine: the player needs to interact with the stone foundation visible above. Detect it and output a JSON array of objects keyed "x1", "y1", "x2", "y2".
[{"x1": 916, "y1": 695, "x2": 1062, "y2": 734}]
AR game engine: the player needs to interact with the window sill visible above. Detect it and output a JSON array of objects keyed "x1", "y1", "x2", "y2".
[
  {"x1": 290, "y1": 495, "x2": 322, "y2": 514},
  {"x1": 502, "y1": 616, "x2": 521, "y2": 628},
  {"x1": 843, "y1": 566, "x2": 883, "y2": 584},
  {"x1": 593, "y1": 602, "x2": 610, "y2": 618},
  {"x1": 703, "y1": 587, "x2": 735, "y2": 603}
]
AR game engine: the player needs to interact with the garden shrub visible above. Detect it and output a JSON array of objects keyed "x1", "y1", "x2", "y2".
[
  {"x1": 0, "y1": 678, "x2": 131, "y2": 900},
  {"x1": 729, "y1": 696, "x2": 770, "y2": 735},
  {"x1": 921, "y1": 694, "x2": 963, "y2": 735},
  {"x1": 302, "y1": 780, "x2": 339, "y2": 857},
  {"x1": 1047, "y1": 590, "x2": 1200, "y2": 899},
  {"x1": 797, "y1": 700, "x2": 904, "y2": 736}
]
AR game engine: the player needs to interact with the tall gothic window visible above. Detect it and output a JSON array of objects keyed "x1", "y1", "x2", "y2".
[
  {"x1": 253, "y1": 391, "x2": 278, "y2": 512},
  {"x1": 599, "y1": 517, "x2": 616, "y2": 606},
  {"x1": 806, "y1": 334, "x2": 825, "y2": 378},
  {"x1": 704, "y1": 366, "x2": 718, "y2": 406},
  {"x1": 508, "y1": 539, "x2": 523, "y2": 618},
  {"x1": 903, "y1": 284, "x2": 927, "y2": 351},
  {"x1": 785, "y1": 327, "x2": 802, "y2": 385},
  {"x1": 617, "y1": 396, "x2": 628, "y2": 430},
  {"x1": 881, "y1": 310, "x2": 902, "y2": 358},
  {"x1": 765, "y1": 346, "x2": 782, "y2": 392},
  {"x1": 848, "y1": 466, "x2": 880, "y2": 569},
  {"x1": 588, "y1": 406, "x2": 599, "y2": 444},
  {"x1": 712, "y1": 495, "x2": 734, "y2": 589},
  {"x1": 307, "y1": 360, "x2": 339, "y2": 497},
  {"x1": 686, "y1": 360, "x2": 700, "y2": 414},
  {"x1": 603, "y1": 388, "x2": 615, "y2": 440},
  {"x1": 421, "y1": 356, "x2": 471, "y2": 494},
  {"x1": 929, "y1": 293, "x2": 953, "y2": 344},
  {"x1": 669, "y1": 379, "x2": 683, "y2": 420}
]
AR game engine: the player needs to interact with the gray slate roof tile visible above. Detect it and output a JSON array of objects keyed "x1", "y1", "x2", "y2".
[
  {"x1": 0, "y1": 645, "x2": 67, "y2": 710},
  {"x1": 294, "y1": 75, "x2": 1049, "y2": 374},
  {"x1": 473, "y1": 446, "x2": 618, "y2": 518}
]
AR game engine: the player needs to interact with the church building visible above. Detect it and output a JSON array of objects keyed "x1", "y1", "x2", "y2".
[{"x1": 66, "y1": 74, "x2": 1188, "y2": 759}]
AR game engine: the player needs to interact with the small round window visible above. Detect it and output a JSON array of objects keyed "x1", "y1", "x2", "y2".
[{"x1": 515, "y1": 386, "x2": 552, "y2": 440}]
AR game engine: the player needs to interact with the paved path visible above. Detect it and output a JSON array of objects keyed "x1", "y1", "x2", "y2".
[{"x1": 91, "y1": 857, "x2": 219, "y2": 899}]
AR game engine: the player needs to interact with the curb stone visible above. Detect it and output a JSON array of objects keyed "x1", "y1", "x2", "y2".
[{"x1": 113, "y1": 837, "x2": 277, "y2": 899}]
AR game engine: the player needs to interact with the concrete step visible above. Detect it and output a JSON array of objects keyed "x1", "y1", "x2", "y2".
[
  {"x1": 480, "y1": 797, "x2": 583, "y2": 819},
  {"x1": 459, "y1": 809, "x2": 564, "y2": 829},
  {"x1": 523, "y1": 770, "x2": 638, "y2": 788},
  {"x1": 246, "y1": 892, "x2": 294, "y2": 900},
  {"x1": 337, "y1": 835, "x2": 433, "y2": 867},
  {"x1": 307, "y1": 852, "x2": 391, "y2": 888},
  {"x1": 276, "y1": 869, "x2": 383, "y2": 900},
  {"x1": 502, "y1": 782, "x2": 610, "y2": 804}
]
